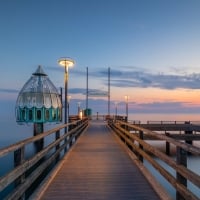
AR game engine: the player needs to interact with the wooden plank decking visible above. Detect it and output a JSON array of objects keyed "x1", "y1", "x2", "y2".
[{"x1": 35, "y1": 120, "x2": 162, "y2": 200}]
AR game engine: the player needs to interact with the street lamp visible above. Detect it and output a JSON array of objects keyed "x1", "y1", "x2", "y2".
[
  {"x1": 125, "y1": 95, "x2": 129, "y2": 122},
  {"x1": 58, "y1": 57, "x2": 74, "y2": 132}
]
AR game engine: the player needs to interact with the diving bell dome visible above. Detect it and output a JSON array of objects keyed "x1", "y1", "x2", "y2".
[{"x1": 16, "y1": 65, "x2": 62, "y2": 124}]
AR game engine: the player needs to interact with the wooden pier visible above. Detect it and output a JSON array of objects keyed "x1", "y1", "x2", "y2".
[
  {"x1": 0, "y1": 117, "x2": 200, "y2": 200},
  {"x1": 33, "y1": 120, "x2": 163, "y2": 200}
]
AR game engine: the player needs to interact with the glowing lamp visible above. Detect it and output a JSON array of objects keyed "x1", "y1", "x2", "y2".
[{"x1": 58, "y1": 58, "x2": 74, "y2": 68}]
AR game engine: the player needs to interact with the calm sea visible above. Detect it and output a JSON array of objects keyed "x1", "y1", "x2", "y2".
[
  {"x1": 128, "y1": 113, "x2": 200, "y2": 123},
  {"x1": 0, "y1": 113, "x2": 199, "y2": 199},
  {"x1": 129, "y1": 113, "x2": 200, "y2": 198}
]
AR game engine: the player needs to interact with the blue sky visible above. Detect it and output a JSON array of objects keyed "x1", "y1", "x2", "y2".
[{"x1": 1, "y1": 0, "x2": 200, "y2": 115}]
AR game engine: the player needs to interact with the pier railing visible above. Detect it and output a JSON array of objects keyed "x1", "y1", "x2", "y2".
[
  {"x1": 146, "y1": 120, "x2": 200, "y2": 124},
  {"x1": 0, "y1": 118, "x2": 88, "y2": 200},
  {"x1": 108, "y1": 119, "x2": 200, "y2": 200}
]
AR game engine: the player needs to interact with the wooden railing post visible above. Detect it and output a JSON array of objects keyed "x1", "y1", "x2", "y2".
[
  {"x1": 14, "y1": 146, "x2": 25, "y2": 199},
  {"x1": 34, "y1": 123, "x2": 44, "y2": 153},
  {"x1": 139, "y1": 130, "x2": 144, "y2": 163},
  {"x1": 64, "y1": 124, "x2": 69, "y2": 153},
  {"x1": 125, "y1": 116, "x2": 127, "y2": 122},
  {"x1": 75, "y1": 121, "x2": 80, "y2": 140},
  {"x1": 176, "y1": 146, "x2": 187, "y2": 200},
  {"x1": 165, "y1": 132, "x2": 170, "y2": 156},
  {"x1": 55, "y1": 130, "x2": 60, "y2": 162},
  {"x1": 184, "y1": 121, "x2": 193, "y2": 154}
]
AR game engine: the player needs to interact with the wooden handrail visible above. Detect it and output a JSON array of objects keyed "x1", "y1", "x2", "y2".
[
  {"x1": 0, "y1": 121, "x2": 79, "y2": 158},
  {"x1": 117, "y1": 120, "x2": 200, "y2": 155},
  {"x1": 108, "y1": 119, "x2": 200, "y2": 200},
  {"x1": 0, "y1": 118, "x2": 88, "y2": 199}
]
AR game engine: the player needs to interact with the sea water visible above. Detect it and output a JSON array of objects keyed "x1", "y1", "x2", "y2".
[{"x1": 128, "y1": 113, "x2": 200, "y2": 199}]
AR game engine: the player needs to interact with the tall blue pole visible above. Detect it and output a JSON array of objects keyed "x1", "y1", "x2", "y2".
[
  {"x1": 108, "y1": 67, "x2": 110, "y2": 116},
  {"x1": 86, "y1": 67, "x2": 88, "y2": 113}
]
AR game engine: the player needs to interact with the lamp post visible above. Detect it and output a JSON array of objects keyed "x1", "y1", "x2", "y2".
[
  {"x1": 125, "y1": 95, "x2": 129, "y2": 122},
  {"x1": 68, "y1": 95, "x2": 71, "y2": 122},
  {"x1": 58, "y1": 57, "x2": 74, "y2": 133}
]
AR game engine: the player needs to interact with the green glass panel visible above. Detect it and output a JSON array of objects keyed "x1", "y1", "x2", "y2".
[
  {"x1": 28, "y1": 109, "x2": 33, "y2": 121},
  {"x1": 45, "y1": 109, "x2": 50, "y2": 121}
]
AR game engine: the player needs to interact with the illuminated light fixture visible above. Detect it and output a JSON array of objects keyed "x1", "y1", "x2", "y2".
[
  {"x1": 124, "y1": 95, "x2": 130, "y2": 121},
  {"x1": 79, "y1": 110, "x2": 83, "y2": 120},
  {"x1": 58, "y1": 57, "x2": 75, "y2": 68}
]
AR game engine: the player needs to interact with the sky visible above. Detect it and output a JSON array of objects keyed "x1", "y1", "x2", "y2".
[{"x1": 1, "y1": 0, "x2": 200, "y2": 116}]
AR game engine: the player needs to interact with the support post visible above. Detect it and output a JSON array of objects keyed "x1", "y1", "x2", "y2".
[
  {"x1": 139, "y1": 130, "x2": 144, "y2": 163},
  {"x1": 55, "y1": 130, "x2": 60, "y2": 162},
  {"x1": 64, "y1": 65, "x2": 68, "y2": 134},
  {"x1": 108, "y1": 67, "x2": 110, "y2": 117},
  {"x1": 86, "y1": 67, "x2": 88, "y2": 112},
  {"x1": 60, "y1": 87, "x2": 63, "y2": 122},
  {"x1": 184, "y1": 121, "x2": 193, "y2": 145},
  {"x1": 14, "y1": 147, "x2": 25, "y2": 199},
  {"x1": 176, "y1": 147, "x2": 187, "y2": 200},
  {"x1": 125, "y1": 116, "x2": 128, "y2": 123},
  {"x1": 64, "y1": 66, "x2": 69, "y2": 153},
  {"x1": 33, "y1": 123, "x2": 44, "y2": 153},
  {"x1": 96, "y1": 112, "x2": 99, "y2": 120},
  {"x1": 165, "y1": 132, "x2": 170, "y2": 156}
]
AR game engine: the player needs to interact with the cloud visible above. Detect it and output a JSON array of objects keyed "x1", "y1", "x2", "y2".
[
  {"x1": 0, "y1": 86, "x2": 107, "y2": 98},
  {"x1": 69, "y1": 88, "x2": 86, "y2": 94},
  {"x1": 56, "y1": 65, "x2": 200, "y2": 90},
  {"x1": 69, "y1": 88, "x2": 107, "y2": 96},
  {"x1": 0, "y1": 88, "x2": 19, "y2": 93},
  {"x1": 136, "y1": 101, "x2": 185, "y2": 112},
  {"x1": 3, "y1": 66, "x2": 200, "y2": 99},
  {"x1": 114, "y1": 100, "x2": 200, "y2": 114},
  {"x1": 109, "y1": 67, "x2": 200, "y2": 90},
  {"x1": 140, "y1": 101, "x2": 200, "y2": 113},
  {"x1": 45, "y1": 66, "x2": 107, "y2": 78}
]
